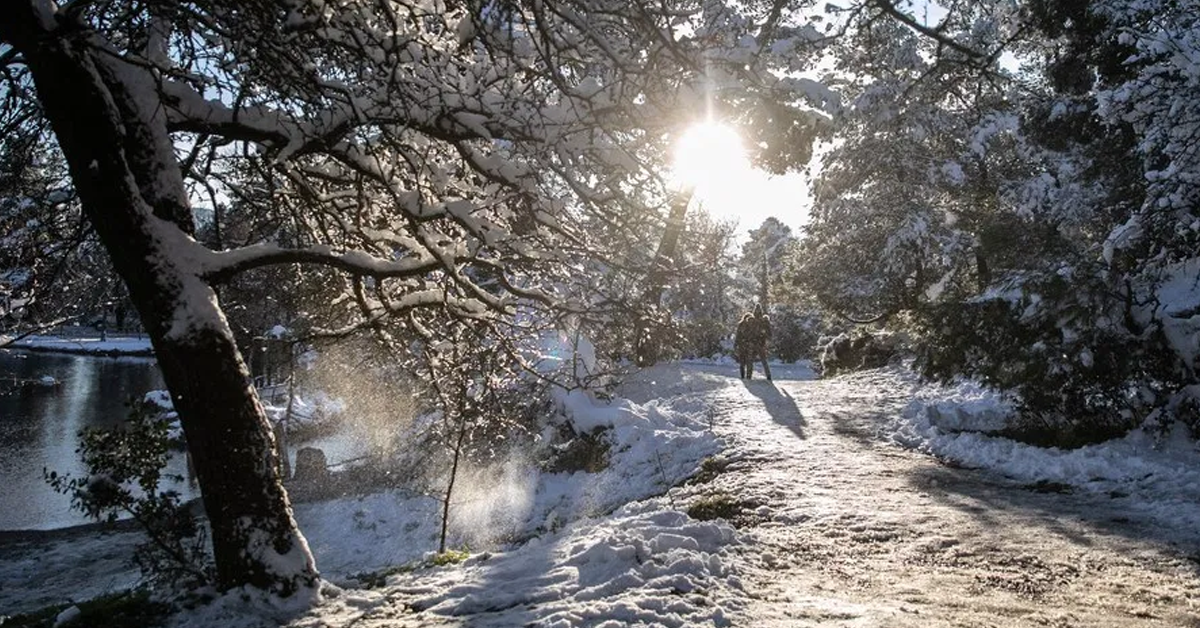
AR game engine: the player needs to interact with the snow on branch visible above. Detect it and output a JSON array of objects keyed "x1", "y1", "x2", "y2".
[
  {"x1": 161, "y1": 76, "x2": 543, "y2": 165},
  {"x1": 198, "y1": 243, "x2": 445, "y2": 284}
]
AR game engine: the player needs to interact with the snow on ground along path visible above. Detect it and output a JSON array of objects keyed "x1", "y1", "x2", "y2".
[
  {"x1": 7, "y1": 362, "x2": 1200, "y2": 626},
  {"x1": 673, "y1": 366, "x2": 1200, "y2": 627},
  {"x1": 274, "y1": 362, "x2": 1199, "y2": 627}
]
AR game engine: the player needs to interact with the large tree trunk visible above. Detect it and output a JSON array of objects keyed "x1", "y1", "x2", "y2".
[
  {"x1": 2, "y1": 4, "x2": 318, "y2": 596},
  {"x1": 635, "y1": 189, "x2": 694, "y2": 366}
]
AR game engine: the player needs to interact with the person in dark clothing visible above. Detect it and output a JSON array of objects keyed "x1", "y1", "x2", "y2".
[
  {"x1": 734, "y1": 313, "x2": 754, "y2": 379},
  {"x1": 749, "y1": 304, "x2": 772, "y2": 380},
  {"x1": 735, "y1": 305, "x2": 772, "y2": 380}
]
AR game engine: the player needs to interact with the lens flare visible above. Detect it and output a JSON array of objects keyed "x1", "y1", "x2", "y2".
[{"x1": 671, "y1": 122, "x2": 749, "y2": 191}]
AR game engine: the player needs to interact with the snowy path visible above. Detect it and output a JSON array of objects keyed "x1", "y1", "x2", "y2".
[
  {"x1": 681, "y1": 368, "x2": 1200, "y2": 627},
  {"x1": 293, "y1": 365, "x2": 1199, "y2": 627},
  {"x1": 6, "y1": 364, "x2": 1199, "y2": 627}
]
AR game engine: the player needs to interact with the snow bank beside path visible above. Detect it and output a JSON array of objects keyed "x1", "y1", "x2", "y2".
[
  {"x1": 886, "y1": 370, "x2": 1200, "y2": 532},
  {"x1": 354, "y1": 506, "x2": 742, "y2": 628},
  {"x1": 545, "y1": 378, "x2": 721, "y2": 528},
  {"x1": 166, "y1": 364, "x2": 727, "y2": 627},
  {"x1": 294, "y1": 366, "x2": 723, "y2": 582},
  {"x1": 176, "y1": 505, "x2": 744, "y2": 628}
]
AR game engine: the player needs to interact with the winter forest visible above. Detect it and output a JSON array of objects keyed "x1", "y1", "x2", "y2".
[{"x1": 2, "y1": 0, "x2": 1199, "y2": 626}]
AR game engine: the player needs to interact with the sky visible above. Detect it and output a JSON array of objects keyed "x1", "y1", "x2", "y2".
[
  {"x1": 672, "y1": 122, "x2": 812, "y2": 241},
  {"x1": 697, "y1": 170, "x2": 811, "y2": 241}
]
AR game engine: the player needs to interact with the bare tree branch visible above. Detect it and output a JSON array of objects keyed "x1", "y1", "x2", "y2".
[{"x1": 871, "y1": 0, "x2": 984, "y2": 59}]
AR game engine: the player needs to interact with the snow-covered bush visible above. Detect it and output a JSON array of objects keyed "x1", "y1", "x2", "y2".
[
  {"x1": 541, "y1": 424, "x2": 613, "y2": 474},
  {"x1": 770, "y1": 307, "x2": 824, "y2": 363},
  {"x1": 913, "y1": 284, "x2": 1180, "y2": 447},
  {"x1": 818, "y1": 329, "x2": 902, "y2": 376}
]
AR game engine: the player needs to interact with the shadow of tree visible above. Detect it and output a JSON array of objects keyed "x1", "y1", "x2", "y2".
[
  {"x1": 807, "y1": 371, "x2": 1200, "y2": 586},
  {"x1": 903, "y1": 462, "x2": 1200, "y2": 571},
  {"x1": 831, "y1": 406, "x2": 1200, "y2": 588}
]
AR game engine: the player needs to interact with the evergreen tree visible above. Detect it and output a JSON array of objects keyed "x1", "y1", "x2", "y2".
[{"x1": 792, "y1": 0, "x2": 1200, "y2": 441}]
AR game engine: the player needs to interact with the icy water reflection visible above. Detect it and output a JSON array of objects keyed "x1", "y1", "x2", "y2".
[
  {"x1": 0, "y1": 350, "x2": 372, "y2": 531},
  {"x1": 0, "y1": 350, "x2": 193, "y2": 531}
]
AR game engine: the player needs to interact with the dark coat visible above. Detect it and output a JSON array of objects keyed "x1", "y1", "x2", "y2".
[
  {"x1": 734, "y1": 316, "x2": 753, "y2": 361},
  {"x1": 746, "y1": 314, "x2": 770, "y2": 352},
  {"x1": 735, "y1": 313, "x2": 769, "y2": 360}
]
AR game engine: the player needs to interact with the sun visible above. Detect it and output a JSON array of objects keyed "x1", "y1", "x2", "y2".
[
  {"x1": 669, "y1": 120, "x2": 811, "y2": 238},
  {"x1": 671, "y1": 122, "x2": 750, "y2": 193}
]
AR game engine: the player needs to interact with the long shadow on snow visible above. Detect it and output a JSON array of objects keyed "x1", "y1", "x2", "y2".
[
  {"x1": 901, "y1": 457, "x2": 1200, "y2": 579},
  {"x1": 814, "y1": 372, "x2": 1200, "y2": 580},
  {"x1": 742, "y1": 379, "x2": 807, "y2": 439},
  {"x1": 817, "y1": 385, "x2": 911, "y2": 449}
]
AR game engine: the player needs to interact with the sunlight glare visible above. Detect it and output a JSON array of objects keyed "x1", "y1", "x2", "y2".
[
  {"x1": 672, "y1": 122, "x2": 750, "y2": 193},
  {"x1": 669, "y1": 120, "x2": 811, "y2": 241}
]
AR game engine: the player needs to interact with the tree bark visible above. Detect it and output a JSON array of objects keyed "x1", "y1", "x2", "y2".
[
  {"x1": 2, "y1": 3, "x2": 318, "y2": 596},
  {"x1": 635, "y1": 189, "x2": 694, "y2": 366}
]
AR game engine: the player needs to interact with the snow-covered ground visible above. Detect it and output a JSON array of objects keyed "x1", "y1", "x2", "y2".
[
  {"x1": 1, "y1": 332, "x2": 153, "y2": 356},
  {"x1": 3, "y1": 361, "x2": 1198, "y2": 626}
]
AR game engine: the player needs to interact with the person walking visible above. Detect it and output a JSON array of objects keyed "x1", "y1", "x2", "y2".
[
  {"x1": 734, "y1": 313, "x2": 754, "y2": 379},
  {"x1": 747, "y1": 304, "x2": 772, "y2": 381},
  {"x1": 734, "y1": 305, "x2": 772, "y2": 380}
]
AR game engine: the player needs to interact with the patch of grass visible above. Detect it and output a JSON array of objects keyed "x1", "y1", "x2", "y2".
[
  {"x1": 1023, "y1": 479, "x2": 1073, "y2": 494},
  {"x1": 685, "y1": 456, "x2": 729, "y2": 486},
  {"x1": 352, "y1": 549, "x2": 472, "y2": 588},
  {"x1": 429, "y1": 548, "x2": 470, "y2": 566},
  {"x1": 352, "y1": 563, "x2": 417, "y2": 589},
  {"x1": 687, "y1": 492, "x2": 743, "y2": 522},
  {"x1": 2, "y1": 589, "x2": 170, "y2": 628}
]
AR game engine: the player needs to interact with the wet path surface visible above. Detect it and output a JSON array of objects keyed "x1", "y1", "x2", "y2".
[{"x1": 677, "y1": 368, "x2": 1200, "y2": 627}]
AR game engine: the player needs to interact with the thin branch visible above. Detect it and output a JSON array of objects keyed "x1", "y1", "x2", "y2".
[
  {"x1": 833, "y1": 308, "x2": 895, "y2": 325},
  {"x1": 0, "y1": 316, "x2": 85, "y2": 348},
  {"x1": 871, "y1": 0, "x2": 984, "y2": 59}
]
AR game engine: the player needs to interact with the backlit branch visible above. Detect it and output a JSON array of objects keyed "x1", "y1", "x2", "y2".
[{"x1": 870, "y1": 0, "x2": 985, "y2": 59}]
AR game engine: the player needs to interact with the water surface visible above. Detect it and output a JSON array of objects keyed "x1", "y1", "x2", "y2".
[
  {"x1": 0, "y1": 349, "x2": 373, "y2": 530},
  {"x1": 0, "y1": 350, "x2": 194, "y2": 530}
]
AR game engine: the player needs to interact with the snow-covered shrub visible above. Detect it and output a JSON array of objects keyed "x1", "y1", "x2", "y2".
[
  {"x1": 818, "y1": 329, "x2": 901, "y2": 376},
  {"x1": 1165, "y1": 392, "x2": 1200, "y2": 440},
  {"x1": 541, "y1": 424, "x2": 613, "y2": 474},
  {"x1": 44, "y1": 400, "x2": 214, "y2": 589},
  {"x1": 913, "y1": 289, "x2": 1180, "y2": 448}
]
